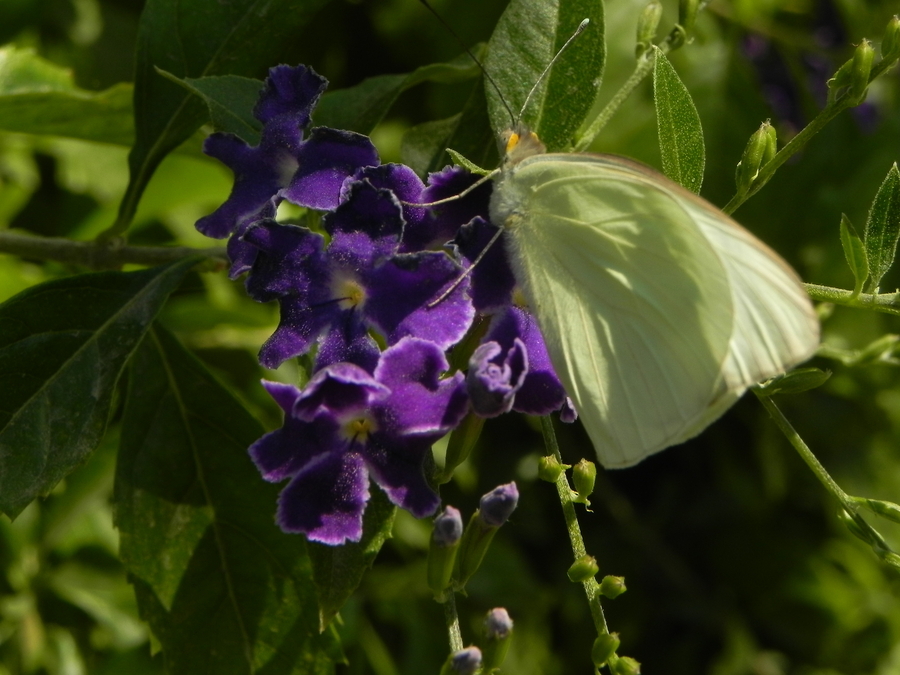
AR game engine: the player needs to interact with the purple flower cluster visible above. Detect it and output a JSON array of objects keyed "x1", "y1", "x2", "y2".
[{"x1": 196, "y1": 64, "x2": 574, "y2": 544}]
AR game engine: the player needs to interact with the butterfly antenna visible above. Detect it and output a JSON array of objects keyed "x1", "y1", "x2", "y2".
[
  {"x1": 516, "y1": 18, "x2": 590, "y2": 127},
  {"x1": 418, "y1": 0, "x2": 516, "y2": 128}
]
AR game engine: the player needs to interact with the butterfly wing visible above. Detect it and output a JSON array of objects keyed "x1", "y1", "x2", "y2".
[{"x1": 490, "y1": 153, "x2": 819, "y2": 467}]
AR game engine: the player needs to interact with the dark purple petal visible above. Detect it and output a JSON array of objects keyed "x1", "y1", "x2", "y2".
[
  {"x1": 249, "y1": 409, "x2": 339, "y2": 482},
  {"x1": 479, "y1": 482, "x2": 519, "y2": 527},
  {"x1": 348, "y1": 164, "x2": 428, "y2": 249},
  {"x1": 365, "y1": 252, "x2": 475, "y2": 350},
  {"x1": 467, "y1": 339, "x2": 527, "y2": 418},
  {"x1": 373, "y1": 338, "x2": 469, "y2": 435},
  {"x1": 364, "y1": 435, "x2": 440, "y2": 517},
  {"x1": 292, "y1": 361, "x2": 388, "y2": 421},
  {"x1": 226, "y1": 201, "x2": 277, "y2": 279},
  {"x1": 277, "y1": 450, "x2": 370, "y2": 544},
  {"x1": 253, "y1": 64, "x2": 327, "y2": 125},
  {"x1": 485, "y1": 307, "x2": 568, "y2": 416},
  {"x1": 242, "y1": 220, "x2": 329, "y2": 301},
  {"x1": 324, "y1": 178, "x2": 404, "y2": 246},
  {"x1": 259, "y1": 295, "x2": 339, "y2": 369},
  {"x1": 452, "y1": 217, "x2": 516, "y2": 311},
  {"x1": 261, "y1": 380, "x2": 300, "y2": 414},
  {"x1": 282, "y1": 127, "x2": 380, "y2": 210},
  {"x1": 419, "y1": 165, "x2": 493, "y2": 248},
  {"x1": 314, "y1": 318, "x2": 381, "y2": 373},
  {"x1": 196, "y1": 120, "x2": 301, "y2": 239},
  {"x1": 450, "y1": 647, "x2": 483, "y2": 675}
]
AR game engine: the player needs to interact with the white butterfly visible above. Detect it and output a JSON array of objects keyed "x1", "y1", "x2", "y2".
[{"x1": 490, "y1": 128, "x2": 820, "y2": 467}]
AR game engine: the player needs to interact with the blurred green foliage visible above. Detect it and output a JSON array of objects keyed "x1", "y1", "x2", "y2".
[{"x1": 1, "y1": 0, "x2": 899, "y2": 674}]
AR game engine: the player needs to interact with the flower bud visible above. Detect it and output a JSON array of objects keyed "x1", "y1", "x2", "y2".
[
  {"x1": 735, "y1": 122, "x2": 774, "y2": 192},
  {"x1": 635, "y1": 1, "x2": 663, "y2": 57},
  {"x1": 479, "y1": 482, "x2": 519, "y2": 527},
  {"x1": 482, "y1": 608, "x2": 514, "y2": 672},
  {"x1": 572, "y1": 459, "x2": 597, "y2": 505},
  {"x1": 612, "y1": 655, "x2": 642, "y2": 675},
  {"x1": 567, "y1": 554, "x2": 600, "y2": 582},
  {"x1": 837, "y1": 508, "x2": 871, "y2": 544},
  {"x1": 591, "y1": 633, "x2": 620, "y2": 667},
  {"x1": 538, "y1": 455, "x2": 569, "y2": 483},
  {"x1": 849, "y1": 39, "x2": 875, "y2": 101},
  {"x1": 428, "y1": 506, "x2": 463, "y2": 600},
  {"x1": 855, "y1": 497, "x2": 900, "y2": 524},
  {"x1": 454, "y1": 483, "x2": 518, "y2": 589},
  {"x1": 599, "y1": 575, "x2": 627, "y2": 599},
  {"x1": 440, "y1": 647, "x2": 482, "y2": 675},
  {"x1": 882, "y1": 15, "x2": 900, "y2": 61}
]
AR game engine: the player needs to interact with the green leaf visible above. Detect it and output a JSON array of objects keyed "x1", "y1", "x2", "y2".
[
  {"x1": 653, "y1": 47, "x2": 705, "y2": 194},
  {"x1": 0, "y1": 258, "x2": 198, "y2": 519},
  {"x1": 756, "y1": 367, "x2": 831, "y2": 396},
  {"x1": 864, "y1": 162, "x2": 900, "y2": 292},
  {"x1": 115, "y1": 326, "x2": 341, "y2": 674},
  {"x1": 314, "y1": 55, "x2": 480, "y2": 135},
  {"x1": 484, "y1": 0, "x2": 606, "y2": 152},
  {"x1": 114, "y1": 0, "x2": 333, "y2": 236},
  {"x1": 158, "y1": 70, "x2": 264, "y2": 145},
  {"x1": 0, "y1": 46, "x2": 134, "y2": 145},
  {"x1": 402, "y1": 115, "x2": 463, "y2": 176},
  {"x1": 839, "y1": 214, "x2": 869, "y2": 298},
  {"x1": 309, "y1": 488, "x2": 396, "y2": 629}
]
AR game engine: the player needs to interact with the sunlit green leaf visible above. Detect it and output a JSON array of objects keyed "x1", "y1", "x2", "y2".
[
  {"x1": 839, "y1": 214, "x2": 869, "y2": 298},
  {"x1": 484, "y1": 0, "x2": 606, "y2": 152},
  {"x1": 864, "y1": 162, "x2": 900, "y2": 292},
  {"x1": 653, "y1": 47, "x2": 705, "y2": 193},
  {"x1": 0, "y1": 258, "x2": 198, "y2": 518},
  {"x1": 0, "y1": 46, "x2": 134, "y2": 144},
  {"x1": 115, "y1": 326, "x2": 341, "y2": 674}
]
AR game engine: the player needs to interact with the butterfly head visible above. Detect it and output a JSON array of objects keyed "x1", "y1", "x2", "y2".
[{"x1": 501, "y1": 126, "x2": 547, "y2": 167}]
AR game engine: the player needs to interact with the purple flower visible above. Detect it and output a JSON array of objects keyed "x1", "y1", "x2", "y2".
[
  {"x1": 468, "y1": 306, "x2": 573, "y2": 419},
  {"x1": 240, "y1": 179, "x2": 475, "y2": 370},
  {"x1": 195, "y1": 64, "x2": 379, "y2": 240},
  {"x1": 249, "y1": 338, "x2": 468, "y2": 544}
]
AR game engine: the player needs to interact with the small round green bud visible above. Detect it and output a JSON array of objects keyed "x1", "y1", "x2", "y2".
[
  {"x1": 591, "y1": 633, "x2": 620, "y2": 667},
  {"x1": 635, "y1": 1, "x2": 663, "y2": 58},
  {"x1": 735, "y1": 123, "x2": 771, "y2": 192},
  {"x1": 567, "y1": 554, "x2": 599, "y2": 582},
  {"x1": 761, "y1": 122, "x2": 777, "y2": 166},
  {"x1": 572, "y1": 459, "x2": 597, "y2": 503},
  {"x1": 858, "y1": 497, "x2": 900, "y2": 524},
  {"x1": 850, "y1": 39, "x2": 875, "y2": 100},
  {"x1": 612, "y1": 655, "x2": 642, "y2": 675},
  {"x1": 599, "y1": 575, "x2": 627, "y2": 599},
  {"x1": 837, "y1": 508, "x2": 871, "y2": 544},
  {"x1": 881, "y1": 15, "x2": 900, "y2": 61},
  {"x1": 538, "y1": 455, "x2": 569, "y2": 483},
  {"x1": 427, "y1": 506, "x2": 463, "y2": 600}
]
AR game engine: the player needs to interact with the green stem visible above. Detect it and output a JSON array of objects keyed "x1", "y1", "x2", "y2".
[
  {"x1": 0, "y1": 230, "x2": 227, "y2": 270},
  {"x1": 805, "y1": 283, "x2": 900, "y2": 316},
  {"x1": 443, "y1": 592, "x2": 464, "y2": 653},
  {"x1": 539, "y1": 416, "x2": 608, "y2": 636}
]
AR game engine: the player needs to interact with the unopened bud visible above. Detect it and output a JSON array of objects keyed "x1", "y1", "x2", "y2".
[
  {"x1": 441, "y1": 647, "x2": 482, "y2": 675},
  {"x1": 572, "y1": 459, "x2": 597, "y2": 506},
  {"x1": 455, "y1": 483, "x2": 518, "y2": 589},
  {"x1": 479, "y1": 482, "x2": 519, "y2": 526},
  {"x1": 612, "y1": 655, "x2": 642, "y2": 675},
  {"x1": 735, "y1": 123, "x2": 771, "y2": 192},
  {"x1": 538, "y1": 455, "x2": 569, "y2": 483},
  {"x1": 591, "y1": 633, "x2": 621, "y2": 667},
  {"x1": 428, "y1": 506, "x2": 463, "y2": 600},
  {"x1": 881, "y1": 16, "x2": 900, "y2": 61},
  {"x1": 482, "y1": 608, "x2": 514, "y2": 672},
  {"x1": 855, "y1": 497, "x2": 900, "y2": 524},
  {"x1": 850, "y1": 39, "x2": 875, "y2": 100},
  {"x1": 567, "y1": 554, "x2": 600, "y2": 582},
  {"x1": 837, "y1": 508, "x2": 871, "y2": 544},
  {"x1": 635, "y1": 1, "x2": 663, "y2": 57},
  {"x1": 599, "y1": 575, "x2": 627, "y2": 599}
]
